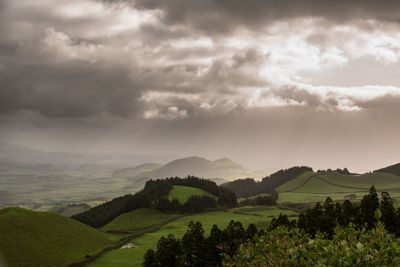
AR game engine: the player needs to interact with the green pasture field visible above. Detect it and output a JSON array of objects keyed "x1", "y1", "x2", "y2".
[
  {"x1": 167, "y1": 185, "x2": 213, "y2": 203},
  {"x1": 276, "y1": 171, "x2": 316, "y2": 192},
  {"x1": 101, "y1": 208, "x2": 180, "y2": 233}
]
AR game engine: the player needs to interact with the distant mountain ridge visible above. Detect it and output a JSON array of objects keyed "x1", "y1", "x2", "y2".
[
  {"x1": 132, "y1": 156, "x2": 266, "y2": 181},
  {"x1": 0, "y1": 142, "x2": 172, "y2": 167}
]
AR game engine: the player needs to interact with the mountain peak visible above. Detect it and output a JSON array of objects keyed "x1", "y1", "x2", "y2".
[{"x1": 213, "y1": 157, "x2": 240, "y2": 167}]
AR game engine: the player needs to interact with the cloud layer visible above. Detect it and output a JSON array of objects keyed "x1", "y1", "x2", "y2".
[{"x1": 1, "y1": 0, "x2": 400, "y2": 171}]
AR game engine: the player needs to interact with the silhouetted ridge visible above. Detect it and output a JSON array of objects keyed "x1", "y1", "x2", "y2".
[
  {"x1": 375, "y1": 163, "x2": 400, "y2": 176},
  {"x1": 223, "y1": 166, "x2": 312, "y2": 198}
]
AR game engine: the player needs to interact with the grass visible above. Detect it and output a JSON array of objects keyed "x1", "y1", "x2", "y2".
[
  {"x1": 88, "y1": 207, "x2": 297, "y2": 267},
  {"x1": 101, "y1": 208, "x2": 180, "y2": 233},
  {"x1": 276, "y1": 171, "x2": 316, "y2": 192},
  {"x1": 291, "y1": 176, "x2": 360, "y2": 194},
  {"x1": 166, "y1": 185, "x2": 213, "y2": 203},
  {"x1": 280, "y1": 172, "x2": 400, "y2": 195},
  {"x1": 275, "y1": 171, "x2": 400, "y2": 204},
  {"x1": 318, "y1": 172, "x2": 400, "y2": 190},
  {"x1": 0, "y1": 207, "x2": 114, "y2": 267}
]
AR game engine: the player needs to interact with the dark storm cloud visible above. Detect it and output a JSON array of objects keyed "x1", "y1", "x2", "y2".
[
  {"x1": 0, "y1": 61, "x2": 141, "y2": 118},
  {"x1": 104, "y1": 0, "x2": 400, "y2": 34}
]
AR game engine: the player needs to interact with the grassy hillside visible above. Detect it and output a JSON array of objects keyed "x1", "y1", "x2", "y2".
[
  {"x1": 291, "y1": 172, "x2": 400, "y2": 194},
  {"x1": 224, "y1": 166, "x2": 312, "y2": 198},
  {"x1": 276, "y1": 171, "x2": 315, "y2": 192},
  {"x1": 318, "y1": 172, "x2": 400, "y2": 190},
  {"x1": 0, "y1": 207, "x2": 113, "y2": 267},
  {"x1": 88, "y1": 207, "x2": 297, "y2": 267},
  {"x1": 101, "y1": 208, "x2": 179, "y2": 233},
  {"x1": 375, "y1": 163, "x2": 400, "y2": 176},
  {"x1": 167, "y1": 185, "x2": 213, "y2": 203},
  {"x1": 277, "y1": 171, "x2": 400, "y2": 203}
]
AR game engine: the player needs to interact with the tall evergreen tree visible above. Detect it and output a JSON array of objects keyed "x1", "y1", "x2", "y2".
[
  {"x1": 246, "y1": 223, "x2": 258, "y2": 240},
  {"x1": 380, "y1": 192, "x2": 397, "y2": 234},
  {"x1": 205, "y1": 225, "x2": 224, "y2": 267},
  {"x1": 222, "y1": 220, "x2": 246, "y2": 257},
  {"x1": 342, "y1": 200, "x2": 357, "y2": 226},
  {"x1": 320, "y1": 197, "x2": 337, "y2": 238},
  {"x1": 143, "y1": 249, "x2": 157, "y2": 267},
  {"x1": 334, "y1": 202, "x2": 345, "y2": 227},
  {"x1": 359, "y1": 186, "x2": 379, "y2": 229},
  {"x1": 181, "y1": 221, "x2": 206, "y2": 267},
  {"x1": 155, "y1": 234, "x2": 183, "y2": 267}
]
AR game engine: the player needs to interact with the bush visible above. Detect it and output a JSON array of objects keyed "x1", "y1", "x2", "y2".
[{"x1": 227, "y1": 223, "x2": 400, "y2": 267}]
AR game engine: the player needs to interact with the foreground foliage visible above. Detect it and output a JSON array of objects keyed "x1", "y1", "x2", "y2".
[{"x1": 228, "y1": 223, "x2": 400, "y2": 267}]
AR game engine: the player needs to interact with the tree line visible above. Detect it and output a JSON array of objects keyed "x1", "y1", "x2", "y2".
[
  {"x1": 270, "y1": 186, "x2": 400, "y2": 238},
  {"x1": 143, "y1": 220, "x2": 261, "y2": 267},
  {"x1": 73, "y1": 176, "x2": 237, "y2": 228}
]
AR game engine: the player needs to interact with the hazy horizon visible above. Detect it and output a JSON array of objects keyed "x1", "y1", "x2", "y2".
[{"x1": 1, "y1": 0, "x2": 400, "y2": 173}]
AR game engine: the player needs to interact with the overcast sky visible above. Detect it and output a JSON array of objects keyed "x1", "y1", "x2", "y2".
[{"x1": 1, "y1": 0, "x2": 400, "y2": 172}]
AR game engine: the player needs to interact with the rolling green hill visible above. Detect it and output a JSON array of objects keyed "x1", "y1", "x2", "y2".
[
  {"x1": 101, "y1": 208, "x2": 179, "y2": 233},
  {"x1": 277, "y1": 171, "x2": 400, "y2": 193},
  {"x1": 0, "y1": 207, "x2": 113, "y2": 267},
  {"x1": 276, "y1": 171, "x2": 316, "y2": 192},
  {"x1": 167, "y1": 185, "x2": 213, "y2": 203},
  {"x1": 375, "y1": 163, "x2": 400, "y2": 176},
  {"x1": 293, "y1": 172, "x2": 400, "y2": 193},
  {"x1": 277, "y1": 171, "x2": 400, "y2": 203}
]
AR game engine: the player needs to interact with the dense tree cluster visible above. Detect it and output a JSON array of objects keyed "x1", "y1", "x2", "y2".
[
  {"x1": 143, "y1": 220, "x2": 260, "y2": 267},
  {"x1": 73, "y1": 176, "x2": 237, "y2": 228},
  {"x1": 239, "y1": 194, "x2": 278, "y2": 206},
  {"x1": 223, "y1": 166, "x2": 312, "y2": 198},
  {"x1": 270, "y1": 186, "x2": 400, "y2": 238},
  {"x1": 316, "y1": 168, "x2": 352, "y2": 175},
  {"x1": 157, "y1": 195, "x2": 217, "y2": 213}
]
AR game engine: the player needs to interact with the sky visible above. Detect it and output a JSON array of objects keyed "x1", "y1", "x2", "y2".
[{"x1": 1, "y1": 0, "x2": 400, "y2": 172}]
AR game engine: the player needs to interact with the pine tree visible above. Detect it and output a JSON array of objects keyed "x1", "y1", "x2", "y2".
[
  {"x1": 359, "y1": 186, "x2": 379, "y2": 229},
  {"x1": 222, "y1": 220, "x2": 246, "y2": 257},
  {"x1": 380, "y1": 192, "x2": 397, "y2": 234},
  {"x1": 342, "y1": 200, "x2": 356, "y2": 226},
  {"x1": 155, "y1": 234, "x2": 183, "y2": 267},
  {"x1": 320, "y1": 197, "x2": 336, "y2": 238},
  {"x1": 181, "y1": 221, "x2": 206, "y2": 267},
  {"x1": 205, "y1": 224, "x2": 223, "y2": 267},
  {"x1": 246, "y1": 223, "x2": 258, "y2": 240},
  {"x1": 143, "y1": 249, "x2": 157, "y2": 267},
  {"x1": 334, "y1": 202, "x2": 345, "y2": 227}
]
